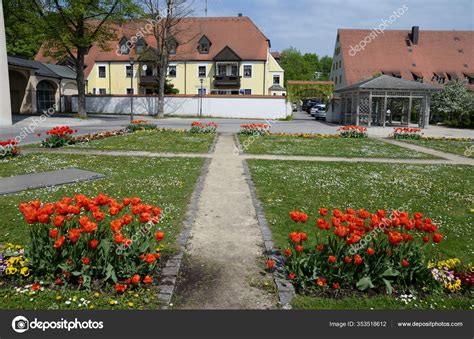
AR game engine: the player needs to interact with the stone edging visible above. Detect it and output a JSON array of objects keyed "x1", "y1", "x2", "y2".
[
  {"x1": 242, "y1": 159, "x2": 295, "y2": 309},
  {"x1": 208, "y1": 133, "x2": 219, "y2": 154},
  {"x1": 157, "y1": 156, "x2": 212, "y2": 309}
]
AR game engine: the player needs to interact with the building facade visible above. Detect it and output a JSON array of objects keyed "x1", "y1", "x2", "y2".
[
  {"x1": 329, "y1": 26, "x2": 474, "y2": 91},
  {"x1": 36, "y1": 16, "x2": 285, "y2": 97}
]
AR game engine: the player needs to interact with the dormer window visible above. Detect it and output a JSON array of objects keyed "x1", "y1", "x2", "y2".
[
  {"x1": 119, "y1": 37, "x2": 130, "y2": 55},
  {"x1": 135, "y1": 38, "x2": 146, "y2": 54},
  {"x1": 198, "y1": 35, "x2": 211, "y2": 54},
  {"x1": 168, "y1": 37, "x2": 178, "y2": 55}
]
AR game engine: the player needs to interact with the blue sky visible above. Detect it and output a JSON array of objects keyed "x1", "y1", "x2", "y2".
[{"x1": 195, "y1": 0, "x2": 473, "y2": 57}]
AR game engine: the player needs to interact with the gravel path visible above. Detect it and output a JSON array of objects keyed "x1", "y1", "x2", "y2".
[{"x1": 174, "y1": 134, "x2": 276, "y2": 309}]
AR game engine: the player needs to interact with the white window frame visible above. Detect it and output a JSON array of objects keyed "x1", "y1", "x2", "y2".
[
  {"x1": 273, "y1": 74, "x2": 281, "y2": 85},
  {"x1": 125, "y1": 65, "x2": 133, "y2": 78},
  {"x1": 243, "y1": 65, "x2": 253, "y2": 78},
  {"x1": 198, "y1": 65, "x2": 207, "y2": 78},
  {"x1": 168, "y1": 65, "x2": 177, "y2": 78},
  {"x1": 98, "y1": 65, "x2": 107, "y2": 78}
]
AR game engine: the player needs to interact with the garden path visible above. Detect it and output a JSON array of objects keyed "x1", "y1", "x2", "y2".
[{"x1": 174, "y1": 133, "x2": 277, "y2": 309}]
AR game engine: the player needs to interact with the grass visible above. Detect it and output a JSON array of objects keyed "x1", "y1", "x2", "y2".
[
  {"x1": 0, "y1": 152, "x2": 205, "y2": 309},
  {"x1": 401, "y1": 138, "x2": 474, "y2": 158},
  {"x1": 0, "y1": 153, "x2": 204, "y2": 251},
  {"x1": 247, "y1": 159, "x2": 473, "y2": 309},
  {"x1": 292, "y1": 294, "x2": 472, "y2": 310},
  {"x1": 24, "y1": 130, "x2": 215, "y2": 154},
  {"x1": 247, "y1": 160, "x2": 473, "y2": 261},
  {"x1": 0, "y1": 283, "x2": 160, "y2": 310},
  {"x1": 238, "y1": 135, "x2": 437, "y2": 159}
]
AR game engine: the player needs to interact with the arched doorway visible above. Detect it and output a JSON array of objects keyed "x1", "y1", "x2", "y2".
[
  {"x1": 36, "y1": 80, "x2": 57, "y2": 113},
  {"x1": 9, "y1": 70, "x2": 29, "y2": 113}
]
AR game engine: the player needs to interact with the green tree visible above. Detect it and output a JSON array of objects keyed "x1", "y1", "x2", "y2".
[
  {"x1": 3, "y1": 1, "x2": 43, "y2": 59},
  {"x1": 431, "y1": 78, "x2": 473, "y2": 127},
  {"x1": 26, "y1": 0, "x2": 140, "y2": 118},
  {"x1": 279, "y1": 47, "x2": 332, "y2": 83}
]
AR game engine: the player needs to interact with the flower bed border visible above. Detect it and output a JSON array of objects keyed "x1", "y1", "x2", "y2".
[{"x1": 242, "y1": 160, "x2": 295, "y2": 309}]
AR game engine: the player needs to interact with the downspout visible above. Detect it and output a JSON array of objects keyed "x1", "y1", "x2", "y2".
[
  {"x1": 184, "y1": 61, "x2": 187, "y2": 94},
  {"x1": 108, "y1": 61, "x2": 111, "y2": 94},
  {"x1": 263, "y1": 60, "x2": 266, "y2": 95}
]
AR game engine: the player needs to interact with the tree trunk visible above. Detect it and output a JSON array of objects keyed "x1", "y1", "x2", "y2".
[
  {"x1": 76, "y1": 51, "x2": 87, "y2": 118},
  {"x1": 157, "y1": 55, "x2": 168, "y2": 118}
]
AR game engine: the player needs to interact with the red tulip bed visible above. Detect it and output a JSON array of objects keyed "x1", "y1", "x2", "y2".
[
  {"x1": 391, "y1": 127, "x2": 423, "y2": 140},
  {"x1": 0, "y1": 139, "x2": 19, "y2": 159},
  {"x1": 17, "y1": 194, "x2": 165, "y2": 293},
  {"x1": 38, "y1": 126, "x2": 77, "y2": 148},
  {"x1": 268, "y1": 208, "x2": 472, "y2": 297}
]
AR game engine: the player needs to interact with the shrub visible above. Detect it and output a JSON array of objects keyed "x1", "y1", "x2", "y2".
[
  {"x1": 283, "y1": 208, "x2": 444, "y2": 294},
  {"x1": 189, "y1": 121, "x2": 217, "y2": 134},
  {"x1": 0, "y1": 140, "x2": 19, "y2": 159},
  {"x1": 336, "y1": 125, "x2": 367, "y2": 138},
  {"x1": 391, "y1": 127, "x2": 423, "y2": 140},
  {"x1": 39, "y1": 126, "x2": 76, "y2": 148},
  {"x1": 18, "y1": 194, "x2": 165, "y2": 290},
  {"x1": 239, "y1": 124, "x2": 271, "y2": 136}
]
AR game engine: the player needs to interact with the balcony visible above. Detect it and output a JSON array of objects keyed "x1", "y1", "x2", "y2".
[
  {"x1": 213, "y1": 75, "x2": 241, "y2": 87},
  {"x1": 139, "y1": 75, "x2": 158, "y2": 86}
]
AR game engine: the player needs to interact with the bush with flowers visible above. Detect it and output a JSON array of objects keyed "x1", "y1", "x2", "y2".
[
  {"x1": 0, "y1": 243, "x2": 30, "y2": 279},
  {"x1": 18, "y1": 194, "x2": 165, "y2": 291},
  {"x1": 391, "y1": 127, "x2": 423, "y2": 140},
  {"x1": 189, "y1": 121, "x2": 218, "y2": 134},
  {"x1": 39, "y1": 126, "x2": 77, "y2": 148},
  {"x1": 281, "y1": 208, "x2": 447, "y2": 294},
  {"x1": 239, "y1": 124, "x2": 271, "y2": 136},
  {"x1": 337, "y1": 125, "x2": 368, "y2": 138},
  {"x1": 0, "y1": 139, "x2": 19, "y2": 159}
]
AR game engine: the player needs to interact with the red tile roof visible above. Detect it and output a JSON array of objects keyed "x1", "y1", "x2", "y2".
[
  {"x1": 36, "y1": 16, "x2": 270, "y2": 77},
  {"x1": 338, "y1": 29, "x2": 474, "y2": 86}
]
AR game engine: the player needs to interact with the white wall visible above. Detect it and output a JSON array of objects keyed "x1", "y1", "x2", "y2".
[{"x1": 71, "y1": 95, "x2": 291, "y2": 119}]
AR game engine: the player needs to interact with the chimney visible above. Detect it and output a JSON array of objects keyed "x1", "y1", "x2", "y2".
[
  {"x1": 411, "y1": 26, "x2": 419, "y2": 45},
  {"x1": 238, "y1": 13, "x2": 243, "y2": 17}
]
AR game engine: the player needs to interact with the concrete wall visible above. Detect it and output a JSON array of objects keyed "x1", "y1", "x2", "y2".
[{"x1": 71, "y1": 95, "x2": 291, "y2": 119}]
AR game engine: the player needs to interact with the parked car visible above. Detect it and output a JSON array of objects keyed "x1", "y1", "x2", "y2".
[
  {"x1": 310, "y1": 104, "x2": 327, "y2": 120},
  {"x1": 302, "y1": 99, "x2": 320, "y2": 113}
]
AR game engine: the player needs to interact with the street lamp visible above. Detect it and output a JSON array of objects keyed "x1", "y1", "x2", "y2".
[
  {"x1": 129, "y1": 57, "x2": 135, "y2": 122},
  {"x1": 199, "y1": 78, "x2": 204, "y2": 118}
]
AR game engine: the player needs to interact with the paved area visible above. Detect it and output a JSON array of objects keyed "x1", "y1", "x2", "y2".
[
  {"x1": 175, "y1": 134, "x2": 276, "y2": 309},
  {"x1": 1, "y1": 112, "x2": 473, "y2": 145},
  {"x1": 0, "y1": 168, "x2": 104, "y2": 195}
]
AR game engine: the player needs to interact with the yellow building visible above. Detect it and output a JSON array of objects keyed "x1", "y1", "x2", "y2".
[{"x1": 38, "y1": 16, "x2": 285, "y2": 97}]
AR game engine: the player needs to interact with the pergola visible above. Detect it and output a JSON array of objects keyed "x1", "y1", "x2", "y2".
[{"x1": 335, "y1": 75, "x2": 441, "y2": 128}]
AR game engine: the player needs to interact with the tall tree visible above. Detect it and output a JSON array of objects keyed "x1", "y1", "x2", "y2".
[
  {"x1": 279, "y1": 47, "x2": 332, "y2": 83},
  {"x1": 143, "y1": 0, "x2": 193, "y2": 117},
  {"x1": 27, "y1": 0, "x2": 140, "y2": 118},
  {"x1": 3, "y1": 1, "x2": 43, "y2": 59}
]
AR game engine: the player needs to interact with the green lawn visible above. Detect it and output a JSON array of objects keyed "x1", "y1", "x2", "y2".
[
  {"x1": 0, "y1": 153, "x2": 204, "y2": 309},
  {"x1": 0, "y1": 284, "x2": 160, "y2": 310},
  {"x1": 24, "y1": 130, "x2": 215, "y2": 154},
  {"x1": 247, "y1": 159, "x2": 473, "y2": 309},
  {"x1": 292, "y1": 294, "x2": 472, "y2": 310},
  {"x1": 247, "y1": 160, "x2": 473, "y2": 261},
  {"x1": 0, "y1": 153, "x2": 204, "y2": 250},
  {"x1": 401, "y1": 138, "x2": 474, "y2": 158},
  {"x1": 238, "y1": 135, "x2": 437, "y2": 159}
]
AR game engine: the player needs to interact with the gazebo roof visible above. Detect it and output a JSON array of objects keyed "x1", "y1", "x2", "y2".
[{"x1": 335, "y1": 75, "x2": 441, "y2": 92}]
